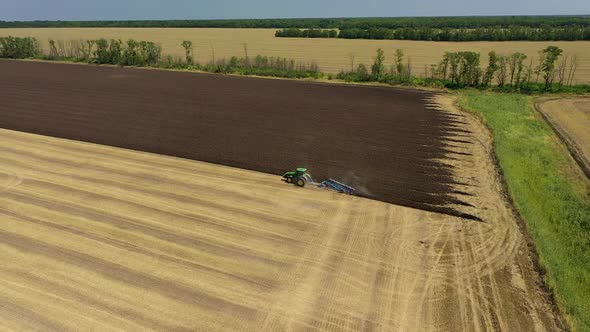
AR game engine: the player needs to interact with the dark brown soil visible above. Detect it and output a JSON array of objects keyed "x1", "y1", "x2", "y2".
[{"x1": 0, "y1": 60, "x2": 474, "y2": 218}]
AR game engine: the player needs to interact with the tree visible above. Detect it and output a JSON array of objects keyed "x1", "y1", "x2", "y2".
[
  {"x1": 348, "y1": 53, "x2": 355, "y2": 72},
  {"x1": 524, "y1": 58, "x2": 534, "y2": 87},
  {"x1": 566, "y1": 54, "x2": 578, "y2": 86},
  {"x1": 138, "y1": 41, "x2": 161, "y2": 65},
  {"x1": 448, "y1": 52, "x2": 461, "y2": 84},
  {"x1": 94, "y1": 38, "x2": 109, "y2": 64},
  {"x1": 497, "y1": 55, "x2": 508, "y2": 87},
  {"x1": 83, "y1": 39, "x2": 96, "y2": 62},
  {"x1": 457, "y1": 51, "x2": 481, "y2": 86},
  {"x1": 122, "y1": 39, "x2": 139, "y2": 65},
  {"x1": 371, "y1": 48, "x2": 385, "y2": 78},
  {"x1": 243, "y1": 43, "x2": 250, "y2": 67},
  {"x1": 108, "y1": 39, "x2": 123, "y2": 64},
  {"x1": 556, "y1": 55, "x2": 568, "y2": 87},
  {"x1": 482, "y1": 51, "x2": 499, "y2": 87},
  {"x1": 181, "y1": 40, "x2": 193, "y2": 64},
  {"x1": 540, "y1": 46, "x2": 563, "y2": 90},
  {"x1": 356, "y1": 63, "x2": 370, "y2": 81},
  {"x1": 508, "y1": 53, "x2": 518, "y2": 86},
  {"x1": 513, "y1": 53, "x2": 527, "y2": 88},
  {"x1": 429, "y1": 64, "x2": 438, "y2": 80},
  {"x1": 48, "y1": 39, "x2": 59, "y2": 59},
  {"x1": 508, "y1": 52, "x2": 527, "y2": 87},
  {"x1": 439, "y1": 53, "x2": 450, "y2": 81},
  {"x1": 405, "y1": 57, "x2": 412, "y2": 81},
  {"x1": 0, "y1": 36, "x2": 40, "y2": 59},
  {"x1": 209, "y1": 41, "x2": 215, "y2": 64},
  {"x1": 56, "y1": 40, "x2": 66, "y2": 58},
  {"x1": 394, "y1": 49, "x2": 404, "y2": 76}
]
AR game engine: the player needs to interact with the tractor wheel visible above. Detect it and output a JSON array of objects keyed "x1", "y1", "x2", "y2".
[
  {"x1": 296, "y1": 178, "x2": 306, "y2": 187},
  {"x1": 286, "y1": 177, "x2": 293, "y2": 184}
]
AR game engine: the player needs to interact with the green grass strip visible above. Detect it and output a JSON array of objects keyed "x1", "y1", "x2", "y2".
[{"x1": 458, "y1": 91, "x2": 590, "y2": 331}]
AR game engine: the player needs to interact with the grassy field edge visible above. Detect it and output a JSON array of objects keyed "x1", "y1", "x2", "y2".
[{"x1": 458, "y1": 91, "x2": 590, "y2": 331}]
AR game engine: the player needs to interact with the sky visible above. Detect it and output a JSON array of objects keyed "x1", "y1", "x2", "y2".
[{"x1": 0, "y1": 0, "x2": 588, "y2": 21}]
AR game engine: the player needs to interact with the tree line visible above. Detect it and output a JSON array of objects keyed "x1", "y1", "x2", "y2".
[
  {"x1": 1, "y1": 16, "x2": 589, "y2": 29},
  {"x1": 275, "y1": 28, "x2": 338, "y2": 38},
  {"x1": 0, "y1": 36, "x2": 321, "y2": 79},
  {"x1": 0, "y1": 36, "x2": 586, "y2": 93},
  {"x1": 45, "y1": 38, "x2": 162, "y2": 66},
  {"x1": 277, "y1": 26, "x2": 590, "y2": 41},
  {"x1": 0, "y1": 18, "x2": 341, "y2": 29},
  {"x1": 337, "y1": 46, "x2": 583, "y2": 93},
  {"x1": 168, "y1": 40, "x2": 321, "y2": 78}
]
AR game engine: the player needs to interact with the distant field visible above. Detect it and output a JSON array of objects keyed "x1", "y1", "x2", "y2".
[
  {"x1": 540, "y1": 98, "x2": 590, "y2": 177},
  {"x1": 2, "y1": 28, "x2": 589, "y2": 83}
]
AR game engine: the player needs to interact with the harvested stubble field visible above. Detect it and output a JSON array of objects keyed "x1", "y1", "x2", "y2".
[
  {"x1": 0, "y1": 126, "x2": 559, "y2": 331},
  {"x1": 1, "y1": 60, "x2": 475, "y2": 218},
  {"x1": 539, "y1": 97, "x2": 590, "y2": 177},
  {"x1": 1, "y1": 28, "x2": 589, "y2": 83}
]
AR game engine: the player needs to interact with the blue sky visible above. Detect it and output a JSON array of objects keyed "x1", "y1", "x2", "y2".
[{"x1": 1, "y1": 0, "x2": 588, "y2": 21}]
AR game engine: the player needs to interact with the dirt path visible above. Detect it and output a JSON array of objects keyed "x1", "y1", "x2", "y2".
[
  {"x1": 0, "y1": 120, "x2": 560, "y2": 330},
  {"x1": 538, "y1": 97, "x2": 590, "y2": 179}
]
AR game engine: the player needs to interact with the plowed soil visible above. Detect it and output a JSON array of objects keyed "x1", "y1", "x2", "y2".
[{"x1": 0, "y1": 60, "x2": 474, "y2": 218}]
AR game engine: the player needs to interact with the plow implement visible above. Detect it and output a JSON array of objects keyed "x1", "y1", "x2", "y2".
[{"x1": 317, "y1": 179, "x2": 355, "y2": 195}]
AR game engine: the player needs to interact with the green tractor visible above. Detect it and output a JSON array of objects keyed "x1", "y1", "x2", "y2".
[{"x1": 282, "y1": 167, "x2": 314, "y2": 187}]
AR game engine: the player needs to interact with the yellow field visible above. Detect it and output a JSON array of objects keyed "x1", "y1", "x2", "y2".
[
  {"x1": 2, "y1": 28, "x2": 590, "y2": 83},
  {"x1": 0, "y1": 97, "x2": 561, "y2": 331},
  {"x1": 540, "y1": 98, "x2": 590, "y2": 175}
]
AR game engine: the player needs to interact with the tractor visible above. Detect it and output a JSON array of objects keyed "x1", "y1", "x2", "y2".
[{"x1": 282, "y1": 167, "x2": 314, "y2": 187}]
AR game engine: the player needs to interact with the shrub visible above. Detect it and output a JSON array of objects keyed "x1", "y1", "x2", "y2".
[
  {"x1": 0, "y1": 36, "x2": 41, "y2": 59},
  {"x1": 120, "y1": 39, "x2": 161, "y2": 66},
  {"x1": 107, "y1": 39, "x2": 123, "y2": 64},
  {"x1": 94, "y1": 39, "x2": 110, "y2": 64},
  {"x1": 371, "y1": 48, "x2": 385, "y2": 78},
  {"x1": 181, "y1": 40, "x2": 193, "y2": 64},
  {"x1": 337, "y1": 63, "x2": 371, "y2": 82}
]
